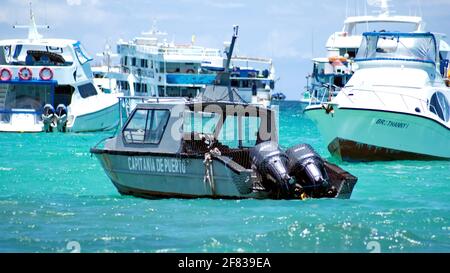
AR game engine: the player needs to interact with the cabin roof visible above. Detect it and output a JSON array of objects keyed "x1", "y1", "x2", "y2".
[
  {"x1": 0, "y1": 38, "x2": 79, "y2": 47},
  {"x1": 344, "y1": 15, "x2": 423, "y2": 25}
]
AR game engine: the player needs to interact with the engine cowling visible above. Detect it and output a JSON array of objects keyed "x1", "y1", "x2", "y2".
[
  {"x1": 286, "y1": 144, "x2": 329, "y2": 196},
  {"x1": 42, "y1": 104, "x2": 55, "y2": 133},
  {"x1": 250, "y1": 141, "x2": 293, "y2": 196}
]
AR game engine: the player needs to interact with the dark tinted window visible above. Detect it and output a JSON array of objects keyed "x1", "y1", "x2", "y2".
[
  {"x1": 430, "y1": 92, "x2": 450, "y2": 122},
  {"x1": 123, "y1": 109, "x2": 170, "y2": 144},
  {"x1": 78, "y1": 83, "x2": 98, "y2": 98}
]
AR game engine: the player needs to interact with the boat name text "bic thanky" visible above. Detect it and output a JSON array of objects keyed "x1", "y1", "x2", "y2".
[
  {"x1": 375, "y1": 119, "x2": 409, "y2": 129},
  {"x1": 128, "y1": 157, "x2": 187, "y2": 174}
]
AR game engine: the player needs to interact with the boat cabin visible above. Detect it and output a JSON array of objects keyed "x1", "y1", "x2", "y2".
[{"x1": 105, "y1": 99, "x2": 278, "y2": 169}]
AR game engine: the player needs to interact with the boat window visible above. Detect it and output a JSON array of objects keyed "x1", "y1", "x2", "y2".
[
  {"x1": 183, "y1": 111, "x2": 220, "y2": 135},
  {"x1": 73, "y1": 42, "x2": 93, "y2": 65},
  {"x1": 78, "y1": 83, "x2": 98, "y2": 98},
  {"x1": 356, "y1": 33, "x2": 437, "y2": 64},
  {"x1": 0, "y1": 83, "x2": 52, "y2": 115},
  {"x1": 13, "y1": 45, "x2": 22, "y2": 59},
  {"x1": 123, "y1": 109, "x2": 170, "y2": 144},
  {"x1": 429, "y1": 92, "x2": 450, "y2": 122},
  {"x1": 218, "y1": 115, "x2": 261, "y2": 148}
]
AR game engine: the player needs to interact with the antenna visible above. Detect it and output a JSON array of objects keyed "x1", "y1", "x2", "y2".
[
  {"x1": 224, "y1": 25, "x2": 239, "y2": 74},
  {"x1": 13, "y1": 2, "x2": 49, "y2": 40},
  {"x1": 366, "y1": 0, "x2": 391, "y2": 16}
]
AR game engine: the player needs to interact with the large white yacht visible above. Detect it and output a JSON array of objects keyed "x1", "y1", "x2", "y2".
[
  {"x1": 0, "y1": 6, "x2": 120, "y2": 133},
  {"x1": 303, "y1": 0, "x2": 450, "y2": 107},
  {"x1": 202, "y1": 55, "x2": 275, "y2": 108},
  {"x1": 305, "y1": 31, "x2": 450, "y2": 161},
  {"x1": 113, "y1": 24, "x2": 221, "y2": 99},
  {"x1": 95, "y1": 24, "x2": 275, "y2": 107}
]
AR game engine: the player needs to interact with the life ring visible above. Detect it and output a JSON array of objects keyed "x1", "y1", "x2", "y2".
[
  {"x1": 186, "y1": 69, "x2": 195, "y2": 74},
  {"x1": 0, "y1": 68, "x2": 13, "y2": 81},
  {"x1": 39, "y1": 67, "x2": 54, "y2": 81},
  {"x1": 18, "y1": 67, "x2": 33, "y2": 81}
]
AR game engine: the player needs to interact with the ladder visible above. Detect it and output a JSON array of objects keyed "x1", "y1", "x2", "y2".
[{"x1": 0, "y1": 85, "x2": 8, "y2": 108}]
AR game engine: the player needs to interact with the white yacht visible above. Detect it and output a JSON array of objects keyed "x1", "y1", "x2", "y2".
[
  {"x1": 0, "y1": 6, "x2": 120, "y2": 133},
  {"x1": 115, "y1": 24, "x2": 221, "y2": 99},
  {"x1": 302, "y1": 0, "x2": 449, "y2": 106},
  {"x1": 305, "y1": 31, "x2": 450, "y2": 161},
  {"x1": 204, "y1": 55, "x2": 276, "y2": 108},
  {"x1": 101, "y1": 23, "x2": 275, "y2": 107}
]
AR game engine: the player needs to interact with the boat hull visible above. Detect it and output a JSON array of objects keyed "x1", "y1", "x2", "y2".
[
  {"x1": 68, "y1": 102, "x2": 119, "y2": 133},
  {"x1": 92, "y1": 152, "x2": 261, "y2": 199},
  {"x1": 305, "y1": 106, "x2": 450, "y2": 161},
  {"x1": 91, "y1": 150, "x2": 357, "y2": 200}
]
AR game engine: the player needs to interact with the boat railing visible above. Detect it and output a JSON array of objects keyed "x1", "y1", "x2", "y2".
[
  {"x1": 307, "y1": 84, "x2": 341, "y2": 106},
  {"x1": 118, "y1": 96, "x2": 188, "y2": 126},
  {"x1": 340, "y1": 88, "x2": 435, "y2": 115}
]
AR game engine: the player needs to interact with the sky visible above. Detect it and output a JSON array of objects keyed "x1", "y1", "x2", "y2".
[{"x1": 0, "y1": 0, "x2": 449, "y2": 99}]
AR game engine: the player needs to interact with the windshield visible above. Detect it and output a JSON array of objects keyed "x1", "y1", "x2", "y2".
[
  {"x1": 347, "y1": 22, "x2": 419, "y2": 36},
  {"x1": 356, "y1": 33, "x2": 437, "y2": 64},
  {"x1": 73, "y1": 42, "x2": 93, "y2": 65},
  {"x1": 0, "y1": 44, "x2": 74, "y2": 66}
]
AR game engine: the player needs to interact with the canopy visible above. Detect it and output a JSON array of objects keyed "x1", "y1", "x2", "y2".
[{"x1": 355, "y1": 32, "x2": 438, "y2": 64}]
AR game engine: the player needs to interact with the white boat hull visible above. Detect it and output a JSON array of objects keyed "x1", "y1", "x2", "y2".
[
  {"x1": 68, "y1": 102, "x2": 119, "y2": 132},
  {"x1": 305, "y1": 106, "x2": 450, "y2": 161}
]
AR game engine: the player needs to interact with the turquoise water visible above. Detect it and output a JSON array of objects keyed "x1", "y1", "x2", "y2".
[{"x1": 0, "y1": 101, "x2": 449, "y2": 253}]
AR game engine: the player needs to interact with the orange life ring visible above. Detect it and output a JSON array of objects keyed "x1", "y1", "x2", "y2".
[
  {"x1": 186, "y1": 69, "x2": 195, "y2": 74},
  {"x1": 39, "y1": 67, "x2": 54, "y2": 81},
  {"x1": 18, "y1": 67, "x2": 33, "y2": 81},
  {"x1": 0, "y1": 68, "x2": 12, "y2": 81}
]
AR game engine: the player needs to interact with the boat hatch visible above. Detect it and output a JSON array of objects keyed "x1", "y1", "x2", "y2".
[{"x1": 356, "y1": 32, "x2": 438, "y2": 65}]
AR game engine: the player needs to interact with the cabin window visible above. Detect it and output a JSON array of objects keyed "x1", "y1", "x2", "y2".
[
  {"x1": 78, "y1": 83, "x2": 98, "y2": 98},
  {"x1": 218, "y1": 115, "x2": 261, "y2": 148},
  {"x1": 132, "y1": 58, "x2": 137, "y2": 66},
  {"x1": 429, "y1": 92, "x2": 450, "y2": 122},
  {"x1": 123, "y1": 109, "x2": 170, "y2": 144}
]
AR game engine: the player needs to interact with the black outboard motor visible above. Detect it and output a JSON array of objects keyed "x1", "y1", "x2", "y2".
[
  {"x1": 55, "y1": 104, "x2": 68, "y2": 132},
  {"x1": 286, "y1": 144, "x2": 330, "y2": 197},
  {"x1": 250, "y1": 141, "x2": 293, "y2": 197},
  {"x1": 42, "y1": 104, "x2": 55, "y2": 133}
]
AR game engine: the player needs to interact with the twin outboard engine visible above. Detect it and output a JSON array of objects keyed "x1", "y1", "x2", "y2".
[
  {"x1": 250, "y1": 142, "x2": 293, "y2": 197},
  {"x1": 42, "y1": 104, "x2": 55, "y2": 133},
  {"x1": 55, "y1": 104, "x2": 68, "y2": 132},
  {"x1": 286, "y1": 144, "x2": 332, "y2": 197},
  {"x1": 251, "y1": 142, "x2": 335, "y2": 199}
]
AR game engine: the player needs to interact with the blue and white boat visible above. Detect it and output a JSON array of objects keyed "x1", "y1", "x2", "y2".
[{"x1": 0, "y1": 5, "x2": 120, "y2": 133}]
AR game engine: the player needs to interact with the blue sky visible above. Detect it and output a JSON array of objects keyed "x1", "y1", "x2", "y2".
[{"x1": 0, "y1": 0, "x2": 449, "y2": 99}]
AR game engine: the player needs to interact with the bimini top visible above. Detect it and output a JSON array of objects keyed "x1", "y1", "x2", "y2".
[{"x1": 355, "y1": 32, "x2": 439, "y2": 65}]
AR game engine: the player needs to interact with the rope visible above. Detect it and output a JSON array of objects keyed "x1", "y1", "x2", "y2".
[{"x1": 203, "y1": 148, "x2": 221, "y2": 197}]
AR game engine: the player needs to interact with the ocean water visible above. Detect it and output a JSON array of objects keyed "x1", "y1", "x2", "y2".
[{"x1": 0, "y1": 100, "x2": 449, "y2": 253}]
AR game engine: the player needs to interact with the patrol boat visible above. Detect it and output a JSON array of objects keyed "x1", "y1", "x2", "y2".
[{"x1": 90, "y1": 26, "x2": 357, "y2": 200}]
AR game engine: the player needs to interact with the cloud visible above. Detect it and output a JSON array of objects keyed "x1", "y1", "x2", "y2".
[
  {"x1": 66, "y1": 0, "x2": 82, "y2": 6},
  {"x1": 206, "y1": 1, "x2": 245, "y2": 9}
]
